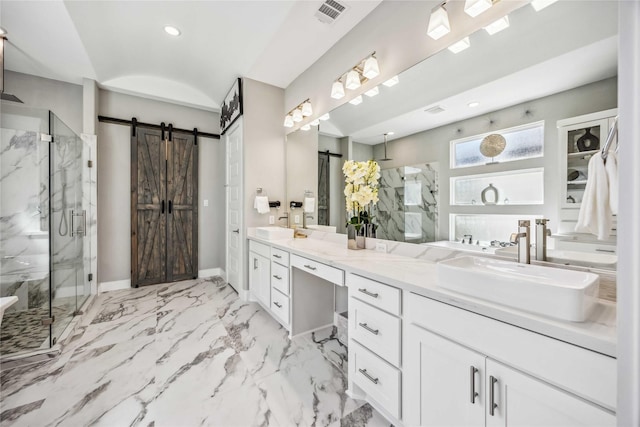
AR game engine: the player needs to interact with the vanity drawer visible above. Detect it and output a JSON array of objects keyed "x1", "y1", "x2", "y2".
[
  {"x1": 351, "y1": 341, "x2": 401, "y2": 419},
  {"x1": 350, "y1": 298, "x2": 401, "y2": 367},
  {"x1": 271, "y1": 247, "x2": 290, "y2": 266},
  {"x1": 348, "y1": 274, "x2": 401, "y2": 316},
  {"x1": 271, "y1": 262, "x2": 290, "y2": 295},
  {"x1": 291, "y1": 254, "x2": 344, "y2": 286},
  {"x1": 249, "y1": 240, "x2": 270, "y2": 258},
  {"x1": 270, "y1": 288, "x2": 290, "y2": 326}
]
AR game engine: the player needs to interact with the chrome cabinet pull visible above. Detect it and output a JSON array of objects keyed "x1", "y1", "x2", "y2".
[
  {"x1": 489, "y1": 375, "x2": 498, "y2": 416},
  {"x1": 358, "y1": 322, "x2": 379, "y2": 335},
  {"x1": 273, "y1": 254, "x2": 282, "y2": 259},
  {"x1": 470, "y1": 366, "x2": 478, "y2": 404},
  {"x1": 274, "y1": 301, "x2": 282, "y2": 308},
  {"x1": 273, "y1": 275, "x2": 282, "y2": 280},
  {"x1": 358, "y1": 368, "x2": 379, "y2": 384},
  {"x1": 358, "y1": 288, "x2": 379, "y2": 298},
  {"x1": 304, "y1": 264, "x2": 317, "y2": 271}
]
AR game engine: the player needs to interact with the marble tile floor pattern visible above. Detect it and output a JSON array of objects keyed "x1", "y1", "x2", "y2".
[{"x1": 0, "y1": 276, "x2": 391, "y2": 427}]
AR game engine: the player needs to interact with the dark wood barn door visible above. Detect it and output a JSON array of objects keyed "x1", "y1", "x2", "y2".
[{"x1": 131, "y1": 125, "x2": 198, "y2": 287}]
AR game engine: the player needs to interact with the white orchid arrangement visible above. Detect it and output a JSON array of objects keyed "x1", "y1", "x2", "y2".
[{"x1": 343, "y1": 160, "x2": 381, "y2": 229}]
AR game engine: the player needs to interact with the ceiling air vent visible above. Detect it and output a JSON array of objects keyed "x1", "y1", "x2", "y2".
[
  {"x1": 315, "y1": 0, "x2": 348, "y2": 25},
  {"x1": 425, "y1": 105, "x2": 446, "y2": 114}
]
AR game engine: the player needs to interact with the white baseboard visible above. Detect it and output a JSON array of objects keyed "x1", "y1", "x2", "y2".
[
  {"x1": 99, "y1": 279, "x2": 131, "y2": 293},
  {"x1": 198, "y1": 268, "x2": 225, "y2": 279},
  {"x1": 238, "y1": 288, "x2": 250, "y2": 301}
]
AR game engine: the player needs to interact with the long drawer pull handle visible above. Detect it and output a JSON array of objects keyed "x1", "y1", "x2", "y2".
[
  {"x1": 358, "y1": 322, "x2": 379, "y2": 335},
  {"x1": 273, "y1": 254, "x2": 282, "y2": 259},
  {"x1": 470, "y1": 366, "x2": 478, "y2": 404},
  {"x1": 489, "y1": 375, "x2": 498, "y2": 416},
  {"x1": 358, "y1": 288, "x2": 379, "y2": 298},
  {"x1": 358, "y1": 368, "x2": 379, "y2": 384},
  {"x1": 274, "y1": 302, "x2": 282, "y2": 308},
  {"x1": 273, "y1": 275, "x2": 282, "y2": 280},
  {"x1": 304, "y1": 264, "x2": 317, "y2": 271}
]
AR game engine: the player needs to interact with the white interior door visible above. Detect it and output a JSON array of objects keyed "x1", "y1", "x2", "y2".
[{"x1": 225, "y1": 120, "x2": 243, "y2": 292}]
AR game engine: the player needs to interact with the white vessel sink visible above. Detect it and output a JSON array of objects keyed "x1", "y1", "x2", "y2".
[
  {"x1": 0, "y1": 296, "x2": 18, "y2": 327},
  {"x1": 495, "y1": 246, "x2": 617, "y2": 269},
  {"x1": 437, "y1": 256, "x2": 599, "y2": 322},
  {"x1": 255, "y1": 226, "x2": 294, "y2": 241}
]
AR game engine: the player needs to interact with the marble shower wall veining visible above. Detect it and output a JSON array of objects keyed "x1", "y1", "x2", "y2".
[{"x1": 375, "y1": 163, "x2": 438, "y2": 243}]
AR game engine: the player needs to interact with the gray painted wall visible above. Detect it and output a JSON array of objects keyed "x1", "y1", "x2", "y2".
[
  {"x1": 287, "y1": 127, "x2": 318, "y2": 227},
  {"x1": 371, "y1": 77, "x2": 617, "y2": 240},
  {"x1": 97, "y1": 89, "x2": 223, "y2": 283}
]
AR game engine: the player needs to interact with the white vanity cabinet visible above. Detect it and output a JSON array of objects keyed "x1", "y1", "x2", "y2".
[
  {"x1": 405, "y1": 292, "x2": 616, "y2": 427},
  {"x1": 248, "y1": 240, "x2": 271, "y2": 308},
  {"x1": 270, "y1": 246, "x2": 290, "y2": 326}
]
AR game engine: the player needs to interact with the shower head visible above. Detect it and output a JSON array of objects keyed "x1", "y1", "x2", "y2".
[{"x1": 378, "y1": 133, "x2": 392, "y2": 161}]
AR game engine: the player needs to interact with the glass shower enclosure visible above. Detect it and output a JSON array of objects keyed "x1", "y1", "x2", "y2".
[{"x1": 0, "y1": 102, "x2": 91, "y2": 356}]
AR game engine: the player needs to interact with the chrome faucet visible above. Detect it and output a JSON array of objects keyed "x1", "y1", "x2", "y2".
[
  {"x1": 303, "y1": 214, "x2": 314, "y2": 229},
  {"x1": 462, "y1": 234, "x2": 473, "y2": 244},
  {"x1": 535, "y1": 219, "x2": 552, "y2": 261},
  {"x1": 510, "y1": 220, "x2": 531, "y2": 264},
  {"x1": 278, "y1": 212, "x2": 290, "y2": 228}
]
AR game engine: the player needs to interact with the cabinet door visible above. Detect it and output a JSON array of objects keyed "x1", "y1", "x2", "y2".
[
  {"x1": 249, "y1": 252, "x2": 270, "y2": 307},
  {"x1": 405, "y1": 325, "x2": 485, "y2": 427},
  {"x1": 485, "y1": 359, "x2": 615, "y2": 427}
]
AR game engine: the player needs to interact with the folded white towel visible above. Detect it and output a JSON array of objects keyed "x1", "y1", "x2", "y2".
[
  {"x1": 304, "y1": 197, "x2": 315, "y2": 213},
  {"x1": 575, "y1": 154, "x2": 613, "y2": 240},
  {"x1": 254, "y1": 196, "x2": 270, "y2": 214},
  {"x1": 605, "y1": 151, "x2": 618, "y2": 215}
]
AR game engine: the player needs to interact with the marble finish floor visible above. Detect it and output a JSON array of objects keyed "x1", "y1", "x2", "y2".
[{"x1": 0, "y1": 277, "x2": 391, "y2": 427}]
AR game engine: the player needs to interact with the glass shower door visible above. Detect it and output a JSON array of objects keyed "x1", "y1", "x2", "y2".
[{"x1": 50, "y1": 112, "x2": 87, "y2": 344}]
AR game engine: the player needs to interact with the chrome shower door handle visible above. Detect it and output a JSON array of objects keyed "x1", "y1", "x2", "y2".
[{"x1": 70, "y1": 210, "x2": 87, "y2": 237}]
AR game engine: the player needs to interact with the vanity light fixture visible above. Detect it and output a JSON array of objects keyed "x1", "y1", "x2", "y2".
[
  {"x1": 349, "y1": 95, "x2": 363, "y2": 106},
  {"x1": 301, "y1": 124, "x2": 311, "y2": 131},
  {"x1": 310, "y1": 119, "x2": 320, "y2": 126},
  {"x1": 485, "y1": 15, "x2": 510, "y2": 35},
  {"x1": 382, "y1": 75, "x2": 399, "y2": 87},
  {"x1": 364, "y1": 86, "x2": 380, "y2": 97},
  {"x1": 345, "y1": 69, "x2": 361, "y2": 90},
  {"x1": 0, "y1": 27, "x2": 6, "y2": 36},
  {"x1": 331, "y1": 81, "x2": 345, "y2": 99},
  {"x1": 301, "y1": 101, "x2": 313, "y2": 117},
  {"x1": 464, "y1": 0, "x2": 493, "y2": 17},
  {"x1": 427, "y1": 2, "x2": 451, "y2": 40},
  {"x1": 283, "y1": 115, "x2": 294, "y2": 128},
  {"x1": 531, "y1": 0, "x2": 558, "y2": 11},
  {"x1": 164, "y1": 25, "x2": 181, "y2": 36},
  {"x1": 362, "y1": 55, "x2": 380, "y2": 79},
  {"x1": 292, "y1": 108, "x2": 303, "y2": 122},
  {"x1": 468, "y1": 101, "x2": 480, "y2": 108},
  {"x1": 319, "y1": 113, "x2": 331, "y2": 121},
  {"x1": 448, "y1": 37, "x2": 471, "y2": 53}
]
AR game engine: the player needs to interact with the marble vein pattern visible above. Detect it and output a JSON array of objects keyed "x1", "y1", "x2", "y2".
[{"x1": 0, "y1": 276, "x2": 390, "y2": 427}]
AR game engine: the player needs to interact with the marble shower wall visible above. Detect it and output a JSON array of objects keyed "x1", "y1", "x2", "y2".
[{"x1": 375, "y1": 163, "x2": 439, "y2": 243}]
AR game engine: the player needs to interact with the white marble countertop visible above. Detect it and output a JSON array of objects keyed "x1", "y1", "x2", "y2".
[{"x1": 247, "y1": 231, "x2": 617, "y2": 358}]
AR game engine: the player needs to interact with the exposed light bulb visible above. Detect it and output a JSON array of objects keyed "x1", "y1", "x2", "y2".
[
  {"x1": 301, "y1": 124, "x2": 311, "y2": 131},
  {"x1": 362, "y1": 56, "x2": 380, "y2": 79},
  {"x1": 531, "y1": 0, "x2": 558, "y2": 11},
  {"x1": 301, "y1": 101, "x2": 313, "y2": 117},
  {"x1": 310, "y1": 119, "x2": 320, "y2": 126},
  {"x1": 382, "y1": 75, "x2": 399, "y2": 87},
  {"x1": 364, "y1": 86, "x2": 380, "y2": 97},
  {"x1": 345, "y1": 69, "x2": 361, "y2": 90},
  {"x1": 283, "y1": 115, "x2": 294, "y2": 128},
  {"x1": 464, "y1": 0, "x2": 492, "y2": 17},
  {"x1": 349, "y1": 95, "x2": 363, "y2": 106},
  {"x1": 292, "y1": 108, "x2": 303, "y2": 122},
  {"x1": 319, "y1": 113, "x2": 330, "y2": 121},
  {"x1": 427, "y1": 5, "x2": 451, "y2": 40},
  {"x1": 448, "y1": 37, "x2": 471, "y2": 54},
  {"x1": 485, "y1": 15, "x2": 510, "y2": 35},
  {"x1": 331, "y1": 81, "x2": 345, "y2": 99},
  {"x1": 164, "y1": 26, "x2": 181, "y2": 36}
]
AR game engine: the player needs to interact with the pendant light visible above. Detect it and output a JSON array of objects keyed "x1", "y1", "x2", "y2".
[
  {"x1": 345, "y1": 69, "x2": 361, "y2": 90},
  {"x1": 379, "y1": 133, "x2": 393, "y2": 161},
  {"x1": 283, "y1": 115, "x2": 294, "y2": 128},
  {"x1": 427, "y1": 3, "x2": 451, "y2": 40},
  {"x1": 362, "y1": 55, "x2": 380, "y2": 79},
  {"x1": 464, "y1": 0, "x2": 492, "y2": 17},
  {"x1": 292, "y1": 108, "x2": 303, "y2": 122},
  {"x1": 301, "y1": 101, "x2": 313, "y2": 117},
  {"x1": 331, "y1": 81, "x2": 345, "y2": 99}
]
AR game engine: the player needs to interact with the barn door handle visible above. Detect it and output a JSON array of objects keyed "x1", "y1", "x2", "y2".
[
  {"x1": 233, "y1": 229, "x2": 240, "y2": 234},
  {"x1": 161, "y1": 200, "x2": 165, "y2": 214},
  {"x1": 168, "y1": 200, "x2": 172, "y2": 214}
]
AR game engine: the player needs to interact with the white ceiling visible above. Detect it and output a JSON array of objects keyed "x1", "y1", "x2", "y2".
[
  {"x1": 0, "y1": 0, "x2": 381, "y2": 111},
  {"x1": 320, "y1": 1, "x2": 619, "y2": 144}
]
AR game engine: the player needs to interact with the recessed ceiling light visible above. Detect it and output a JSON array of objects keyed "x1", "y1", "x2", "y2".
[
  {"x1": 164, "y1": 26, "x2": 181, "y2": 36},
  {"x1": 468, "y1": 101, "x2": 480, "y2": 108}
]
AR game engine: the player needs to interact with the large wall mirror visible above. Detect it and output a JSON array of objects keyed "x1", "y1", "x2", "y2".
[{"x1": 285, "y1": 1, "x2": 618, "y2": 268}]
